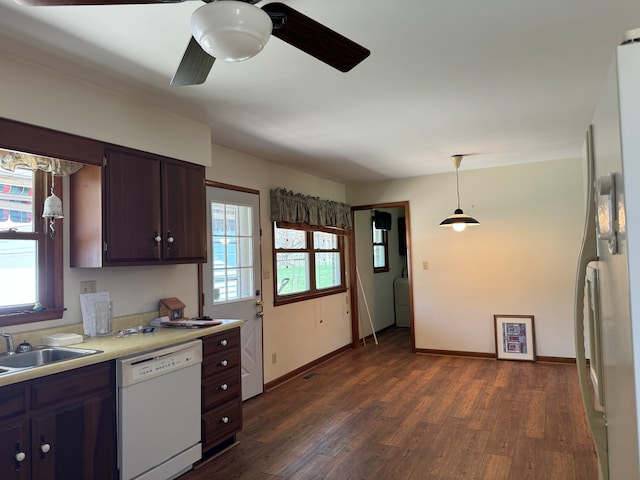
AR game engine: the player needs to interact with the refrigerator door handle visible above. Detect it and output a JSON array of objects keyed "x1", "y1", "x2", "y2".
[{"x1": 574, "y1": 124, "x2": 608, "y2": 480}]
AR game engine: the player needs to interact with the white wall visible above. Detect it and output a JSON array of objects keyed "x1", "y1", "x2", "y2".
[
  {"x1": 208, "y1": 144, "x2": 352, "y2": 383},
  {"x1": 347, "y1": 158, "x2": 585, "y2": 358},
  {"x1": 0, "y1": 51, "x2": 211, "y2": 166}
]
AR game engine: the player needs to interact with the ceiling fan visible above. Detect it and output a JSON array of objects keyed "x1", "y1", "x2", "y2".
[{"x1": 14, "y1": 0, "x2": 371, "y2": 86}]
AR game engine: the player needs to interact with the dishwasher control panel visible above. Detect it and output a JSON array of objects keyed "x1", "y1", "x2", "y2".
[{"x1": 117, "y1": 339, "x2": 203, "y2": 387}]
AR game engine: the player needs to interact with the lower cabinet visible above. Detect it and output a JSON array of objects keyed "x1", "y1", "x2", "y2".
[
  {"x1": 0, "y1": 362, "x2": 116, "y2": 480},
  {"x1": 201, "y1": 328, "x2": 243, "y2": 456}
]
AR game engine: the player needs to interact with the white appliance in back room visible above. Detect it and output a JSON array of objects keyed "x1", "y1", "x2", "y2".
[{"x1": 574, "y1": 28, "x2": 640, "y2": 480}]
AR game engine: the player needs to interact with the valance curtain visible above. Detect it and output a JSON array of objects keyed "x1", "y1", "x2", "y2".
[
  {"x1": 270, "y1": 188, "x2": 352, "y2": 230},
  {"x1": 0, "y1": 149, "x2": 83, "y2": 176}
]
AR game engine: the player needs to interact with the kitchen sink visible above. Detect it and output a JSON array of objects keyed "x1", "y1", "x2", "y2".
[{"x1": 0, "y1": 346, "x2": 102, "y2": 374}]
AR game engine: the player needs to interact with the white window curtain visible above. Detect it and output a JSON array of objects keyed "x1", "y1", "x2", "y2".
[
  {"x1": 0, "y1": 149, "x2": 83, "y2": 176},
  {"x1": 270, "y1": 188, "x2": 352, "y2": 230}
]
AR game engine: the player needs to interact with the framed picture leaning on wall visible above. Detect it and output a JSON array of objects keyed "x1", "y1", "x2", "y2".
[{"x1": 494, "y1": 314, "x2": 536, "y2": 361}]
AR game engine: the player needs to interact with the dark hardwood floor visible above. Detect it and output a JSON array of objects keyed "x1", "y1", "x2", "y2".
[{"x1": 182, "y1": 328, "x2": 598, "y2": 480}]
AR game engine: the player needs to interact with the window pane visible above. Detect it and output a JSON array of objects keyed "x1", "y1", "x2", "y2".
[
  {"x1": 373, "y1": 245, "x2": 386, "y2": 268},
  {"x1": 0, "y1": 239, "x2": 37, "y2": 307},
  {"x1": 211, "y1": 202, "x2": 255, "y2": 304},
  {"x1": 372, "y1": 228, "x2": 383, "y2": 243},
  {"x1": 211, "y1": 203, "x2": 225, "y2": 236},
  {"x1": 274, "y1": 227, "x2": 306, "y2": 249},
  {"x1": 313, "y1": 231, "x2": 337, "y2": 249},
  {"x1": 276, "y1": 252, "x2": 309, "y2": 295},
  {"x1": 315, "y1": 252, "x2": 340, "y2": 289},
  {"x1": 0, "y1": 167, "x2": 34, "y2": 233}
]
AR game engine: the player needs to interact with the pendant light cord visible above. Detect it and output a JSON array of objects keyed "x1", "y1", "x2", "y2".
[{"x1": 455, "y1": 166, "x2": 461, "y2": 209}]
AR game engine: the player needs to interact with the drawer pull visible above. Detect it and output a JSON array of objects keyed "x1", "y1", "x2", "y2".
[
  {"x1": 220, "y1": 360, "x2": 228, "y2": 367},
  {"x1": 220, "y1": 383, "x2": 228, "y2": 391},
  {"x1": 220, "y1": 339, "x2": 228, "y2": 346},
  {"x1": 221, "y1": 416, "x2": 230, "y2": 424}
]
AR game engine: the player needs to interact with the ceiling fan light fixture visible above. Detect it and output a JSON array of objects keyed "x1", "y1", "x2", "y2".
[{"x1": 191, "y1": 0, "x2": 273, "y2": 62}]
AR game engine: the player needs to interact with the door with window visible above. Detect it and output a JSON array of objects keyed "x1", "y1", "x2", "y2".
[{"x1": 202, "y1": 186, "x2": 263, "y2": 400}]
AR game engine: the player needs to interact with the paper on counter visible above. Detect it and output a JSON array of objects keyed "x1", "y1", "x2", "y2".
[{"x1": 80, "y1": 292, "x2": 113, "y2": 337}]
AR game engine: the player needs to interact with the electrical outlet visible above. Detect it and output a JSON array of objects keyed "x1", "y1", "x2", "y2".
[
  {"x1": 80, "y1": 280, "x2": 97, "y2": 294},
  {"x1": 423, "y1": 261, "x2": 429, "y2": 270},
  {"x1": 272, "y1": 353, "x2": 277, "y2": 364}
]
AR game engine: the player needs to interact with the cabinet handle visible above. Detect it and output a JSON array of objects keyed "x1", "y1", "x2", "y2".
[
  {"x1": 167, "y1": 232, "x2": 175, "y2": 244},
  {"x1": 15, "y1": 451, "x2": 26, "y2": 462},
  {"x1": 221, "y1": 416, "x2": 230, "y2": 424},
  {"x1": 154, "y1": 232, "x2": 162, "y2": 243},
  {"x1": 220, "y1": 339, "x2": 228, "y2": 346},
  {"x1": 220, "y1": 360, "x2": 228, "y2": 367},
  {"x1": 40, "y1": 438, "x2": 51, "y2": 459},
  {"x1": 220, "y1": 383, "x2": 228, "y2": 391}
]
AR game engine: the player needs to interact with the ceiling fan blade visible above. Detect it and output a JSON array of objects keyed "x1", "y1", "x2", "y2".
[
  {"x1": 15, "y1": 0, "x2": 187, "y2": 5},
  {"x1": 171, "y1": 36, "x2": 215, "y2": 86},
  {"x1": 261, "y1": 2, "x2": 370, "y2": 72}
]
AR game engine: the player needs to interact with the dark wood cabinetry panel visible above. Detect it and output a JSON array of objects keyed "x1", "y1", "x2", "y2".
[
  {"x1": 70, "y1": 145, "x2": 206, "y2": 267},
  {"x1": 0, "y1": 117, "x2": 103, "y2": 166},
  {"x1": 201, "y1": 328, "x2": 242, "y2": 456},
  {"x1": 0, "y1": 362, "x2": 116, "y2": 480},
  {"x1": 162, "y1": 160, "x2": 206, "y2": 262},
  {"x1": 104, "y1": 147, "x2": 163, "y2": 264}
]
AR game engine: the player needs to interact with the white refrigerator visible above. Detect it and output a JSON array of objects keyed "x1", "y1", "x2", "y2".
[{"x1": 575, "y1": 29, "x2": 640, "y2": 480}]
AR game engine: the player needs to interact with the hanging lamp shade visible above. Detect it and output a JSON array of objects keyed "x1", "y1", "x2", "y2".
[
  {"x1": 439, "y1": 155, "x2": 479, "y2": 232},
  {"x1": 191, "y1": 0, "x2": 273, "y2": 62}
]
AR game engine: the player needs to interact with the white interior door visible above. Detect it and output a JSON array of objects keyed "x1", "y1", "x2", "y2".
[{"x1": 203, "y1": 186, "x2": 263, "y2": 400}]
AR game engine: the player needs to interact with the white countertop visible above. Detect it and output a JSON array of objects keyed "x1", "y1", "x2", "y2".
[{"x1": 0, "y1": 319, "x2": 243, "y2": 387}]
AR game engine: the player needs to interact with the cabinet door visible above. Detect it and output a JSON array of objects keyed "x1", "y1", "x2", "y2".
[
  {"x1": 31, "y1": 392, "x2": 115, "y2": 480},
  {"x1": 104, "y1": 147, "x2": 162, "y2": 264},
  {"x1": 162, "y1": 160, "x2": 206, "y2": 262},
  {"x1": 0, "y1": 421, "x2": 30, "y2": 480}
]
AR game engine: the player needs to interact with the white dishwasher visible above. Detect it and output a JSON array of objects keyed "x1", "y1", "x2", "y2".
[{"x1": 117, "y1": 339, "x2": 203, "y2": 480}]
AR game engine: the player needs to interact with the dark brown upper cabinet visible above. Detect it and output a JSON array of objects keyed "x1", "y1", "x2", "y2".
[{"x1": 70, "y1": 146, "x2": 206, "y2": 267}]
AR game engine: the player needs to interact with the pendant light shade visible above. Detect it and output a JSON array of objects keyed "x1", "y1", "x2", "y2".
[
  {"x1": 191, "y1": 0, "x2": 273, "y2": 62},
  {"x1": 439, "y1": 155, "x2": 479, "y2": 232}
]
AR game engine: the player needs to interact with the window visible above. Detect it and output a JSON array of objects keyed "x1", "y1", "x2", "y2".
[
  {"x1": 0, "y1": 167, "x2": 63, "y2": 326},
  {"x1": 373, "y1": 220, "x2": 389, "y2": 273},
  {"x1": 273, "y1": 222, "x2": 346, "y2": 304},
  {"x1": 211, "y1": 201, "x2": 254, "y2": 303}
]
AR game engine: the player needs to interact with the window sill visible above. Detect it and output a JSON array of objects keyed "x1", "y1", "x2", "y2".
[
  {"x1": 274, "y1": 287, "x2": 347, "y2": 306},
  {"x1": 0, "y1": 307, "x2": 66, "y2": 328}
]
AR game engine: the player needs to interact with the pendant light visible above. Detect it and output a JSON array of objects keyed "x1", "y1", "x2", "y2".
[
  {"x1": 42, "y1": 170, "x2": 63, "y2": 238},
  {"x1": 439, "y1": 155, "x2": 479, "y2": 232}
]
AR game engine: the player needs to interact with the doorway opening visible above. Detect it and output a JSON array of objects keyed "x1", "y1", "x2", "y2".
[{"x1": 349, "y1": 201, "x2": 414, "y2": 352}]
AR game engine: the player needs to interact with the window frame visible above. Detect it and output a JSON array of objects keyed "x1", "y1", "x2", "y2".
[
  {"x1": 272, "y1": 221, "x2": 347, "y2": 306},
  {"x1": 0, "y1": 169, "x2": 64, "y2": 327},
  {"x1": 372, "y1": 219, "x2": 389, "y2": 273}
]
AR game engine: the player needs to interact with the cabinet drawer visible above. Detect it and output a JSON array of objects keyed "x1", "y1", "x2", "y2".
[
  {"x1": 31, "y1": 362, "x2": 113, "y2": 410},
  {"x1": 0, "y1": 383, "x2": 27, "y2": 422},
  {"x1": 202, "y1": 371, "x2": 240, "y2": 411},
  {"x1": 202, "y1": 329, "x2": 240, "y2": 358},
  {"x1": 202, "y1": 400, "x2": 242, "y2": 450},
  {"x1": 202, "y1": 349, "x2": 240, "y2": 379}
]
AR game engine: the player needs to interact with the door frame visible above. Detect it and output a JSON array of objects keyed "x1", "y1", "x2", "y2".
[{"x1": 349, "y1": 201, "x2": 415, "y2": 352}]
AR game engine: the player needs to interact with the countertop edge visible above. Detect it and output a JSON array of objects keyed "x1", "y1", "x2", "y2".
[{"x1": 0, "y1": 319, "x2": 243, "y2": 387}]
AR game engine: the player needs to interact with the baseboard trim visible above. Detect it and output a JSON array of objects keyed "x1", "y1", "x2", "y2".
[
  {"x1": 264, "y1": 344, "x2": 352, "y2": 391},
  {"x1": 416, "y1": 348, "x2": 576, "y2": 364}
]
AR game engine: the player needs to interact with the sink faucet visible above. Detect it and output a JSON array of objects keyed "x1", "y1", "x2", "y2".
[{"x1": 0, "y1": 333, "x2": 14, "y2": 354}]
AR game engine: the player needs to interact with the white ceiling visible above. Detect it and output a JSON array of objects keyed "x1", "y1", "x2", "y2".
[{"x1": 1, "y1": 0, "x2": 640, "y2": 183}]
